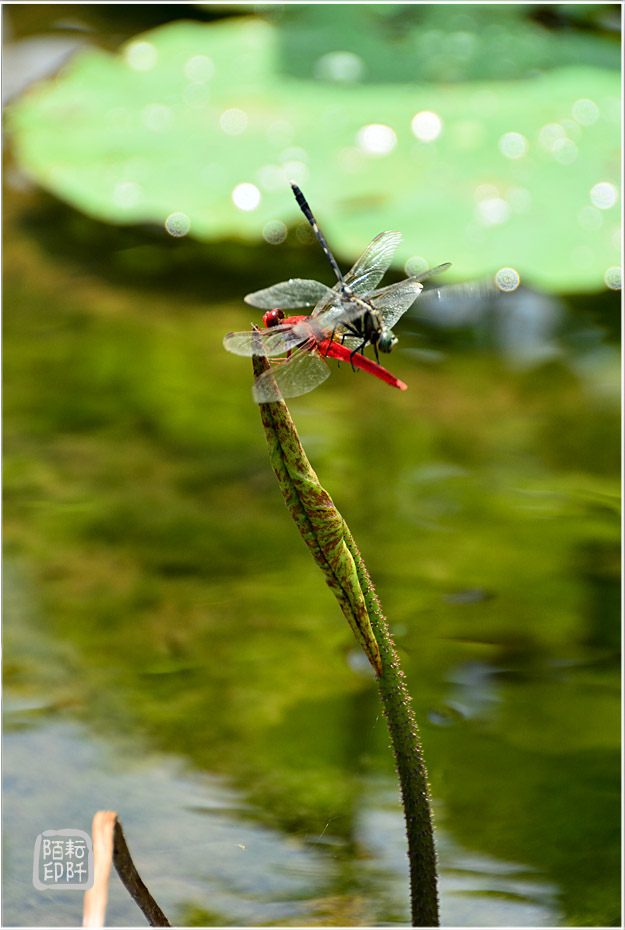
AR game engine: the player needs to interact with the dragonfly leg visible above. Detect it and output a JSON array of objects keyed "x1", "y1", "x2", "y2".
[{"x1": 348, "y1": 338, "x2": 371, "y2": 369}]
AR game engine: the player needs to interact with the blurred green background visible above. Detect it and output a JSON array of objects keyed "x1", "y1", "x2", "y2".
[{"x1": 3, "y1": 4, "x2": 621, "y2": 927}]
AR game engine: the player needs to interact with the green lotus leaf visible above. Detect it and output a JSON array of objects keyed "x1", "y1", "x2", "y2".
[{"x1": 7, "y1": 17, "x2": 620, "y2": 292}]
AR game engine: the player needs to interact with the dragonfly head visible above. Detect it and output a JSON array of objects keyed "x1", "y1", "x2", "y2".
[
  {"x1": 263, "y1": 308, "x2": 285, "y2": 328},
  {"x1": 377, "y1": 327, "x2": 398, "y2": 353}
]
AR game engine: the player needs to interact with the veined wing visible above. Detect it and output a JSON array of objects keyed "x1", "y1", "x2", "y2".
[
  {"x1": 329, "y1": 284, "x2": 420, "y2": 349},
  {"x1": 310, "y1": 279, "x2": 345, "y2": 320},
  {"x1": 368, "y1": 279, "x2": 423, "y2": 329},
  {"x1": 311, "y1": 248, "x2": 449, "y2": 333},
  {"x1": 245, "y1": 278, "x2": 333, "y2": 310},
  {"x1": 223, "y1": 323, "x2": 311, "y2": 357},
  {"x1": 363, "y1": 263, "x2": 453, "y2": 328},
  {"x1": 311, "y1": 288, "x2": 377, "y2": 335},
  {"x1": 252, "y1": 347, "x2": 331, "y2": 403},
  {"x1": 342, "y1": 230, "x2": 402, "y2": 296},
  {"x1": 308, "y1": 231, "x2": 403, "y2": 322},
  {"x1": 327, "y1": 262, "x2": 454, "y2": 346},
  {"x1": 311, "y1": 276, "x2": 420, "y2": 337}
]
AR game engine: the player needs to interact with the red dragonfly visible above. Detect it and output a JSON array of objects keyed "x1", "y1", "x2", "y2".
[
  {"x1": 245, "y1": 183, "x2": 449, "y2": 358},
  {"x1": 224, "y1": 184, "x2": 450, "y2": 402},
  {"x1": 224, "y1": 307, "x2": 408, "y2": 403}
]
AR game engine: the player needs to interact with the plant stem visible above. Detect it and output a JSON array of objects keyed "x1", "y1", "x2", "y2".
[
  {"x1": 250, "y1": 352, "x2": 439, "y2": 926},
  {"x1": 343, "y1": 527, "x2": 439, "y2": 926}
]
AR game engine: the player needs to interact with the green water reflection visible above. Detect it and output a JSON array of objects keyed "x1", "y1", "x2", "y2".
[{"x1": 3, "y1": 191, "x2": 620, "y2": 926}]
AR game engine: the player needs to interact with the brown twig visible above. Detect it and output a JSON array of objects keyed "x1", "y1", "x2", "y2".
[{"x1": 82, "y1": 811, "x2": 171, "y2": 928}]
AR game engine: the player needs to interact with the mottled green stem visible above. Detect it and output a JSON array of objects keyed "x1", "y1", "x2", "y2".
[
  {"x1": 251, "y1": 351, "x2": 439, "y2": 926},
  {"x1": 343, "y1": 526, "x2": 439, "y2": 927},
  {"x1": 253, "y1": 351, "x2": 381, "y2": 675}
]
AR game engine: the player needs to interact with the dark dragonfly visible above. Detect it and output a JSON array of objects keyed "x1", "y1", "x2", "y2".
[{"x1": 243, "y1": 182, "x2": 451, "y2": 362}]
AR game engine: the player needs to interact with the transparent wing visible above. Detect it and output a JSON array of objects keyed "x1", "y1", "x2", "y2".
[
  {"x1": 311, "y1": 276, "x2": 423, "y2": 338},
  {"x1": 417, "y1": 276, "x2": 497, "y2": 310},
  {"x1": 361, "y1": 263, "x2": 453, "y2": 329},
  {"x1": 368, "y1": 279, "x2": 423, "y2": 329},
  {"x1": 342, "y1": 231, "x2": 402, "y2": 295},
  {"x1": 312, "y1": 292, "x2": 386, "y2": 339},
  {"x1": 223, "y1": 323, "x2": 310, "y2": 357},
  {"x1": 245, "y1": 279, "x2": 334, "y2": 310},
  {"x1": 310, "y1": 281, "x2": 345, "y2": 319},
  {"x1": 406, "y1": 262, "x2": 452, "y2": 285},
  {"x1": 252, "y1": 348, "x2": 331, "y2": 402},
  {"x1": 311, "y1": 261, "x2": 454, "y2": 342},
  {"x1": 308, "y1": 231, "x2": 403, "y2": 323}
]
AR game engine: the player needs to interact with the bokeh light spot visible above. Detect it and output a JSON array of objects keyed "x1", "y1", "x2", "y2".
[
  {"x1": 604, "y1": 266, "x2": 622, "y2": 290},
  {"x1": 447, "y1": 30, "x2": 477, "y2": 59},
  {"x1": 257, "y1": 164, "x2": 285, "y2": 191},
  {"x1": 538, "y1": 122, "x2": 565, "y2": 151},
  {"x1": 282, "y1": 161, "x2": 308, "y2": 184},
  {"x1": 165, "y1": 212, "x2": 191, "y2": 237},
  {"x1": 552, "y1": 138, "x2": 578, "y2": 165},
  {"x1": 314, "y1": 51, "x2": 364, "y2": 82},
  {"x1": 612, "y1": 227, "x2": 621, "y2": 251},
  {"x1": 572, "y1": 98, "x2": 599, "y2": 126},
  {"x1": 474, "y1": 183, "x2": 499, "y2": 203},
  {"x1": 262, "y1": 221, "x2": 287, "y2": 244},
  {"x1": 495, "y1": 267, "x2": 520, "y2": 291},
  {"x1": 411, "y1": 110, "x2": 442, "y2": 142},
  {"x1": 405, "y1": 256, "x2": 429, "y2": 276},
  {"x1": 475, "y1": 197, "x2": 510, "y2": 227},
  {"x1": 232, "y1": 183, "x2": 261, "y2": 211},
  {"x1": 498, "y1": 131, "x2": 528, "y2": 159},
  {"x1": 220, "y1": 108, "x2": 248, "y2": 135},
  {"x1": 590, "y1": 181, "x2": 618, "y2": 210},
  {"x1": 125, "y1": 41, "x2": 157, "y2": 72},
  {"x1": 141, "y1": 104, "x2": 174, "y2": 132},
  {"x1": 560, "y1": 118, "x2": 582, "y2": 142},
  {"x1": 296, "y1": 222, "x2": 316, "y2": 245},
  {"x1": 183, "y1": 55, "x2": 214, "y2": 83},
  {"x1": 356, "y1": 123, "x2": 397, "y2": 156}
]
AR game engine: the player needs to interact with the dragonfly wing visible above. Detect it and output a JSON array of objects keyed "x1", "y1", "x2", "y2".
[
  {"x1": 310, "y1": 281, "x2": 344, "y2": 319},
  {"x1": 252, "y1": 348, "x2": 331, "y2": 402},
  {"x1": 309, "y1": 231, "x2": 405, "y2": 333},
  {"x1": 223, "y1": 324, "x2": 307, "y2": 357},
  {"x1": 245, "y1": 279, "x2": 334, "y2": 310},
  {"x1": 342, "y1": 231, "x2": 402, "y2": 295},
  {"x1": 368, "y1": 279, "x2": 424, "y2": 328},
  {"x1": 406, "y1": 262, "x2": 452, "y2": 284},
  {"x1": 363, "y1": 264, "x2": 452, "y2": 329},
  {"x1": 312, "y1": 298, "x2": 366, "y2": 336},
  {"x1": 417, "y1": 276, "x2": 497, "y2": 309}
]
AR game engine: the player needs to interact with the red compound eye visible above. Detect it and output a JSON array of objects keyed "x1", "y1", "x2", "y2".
[{"x1": 263, "y1": 308, "x2": 285, "y2": 328}]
